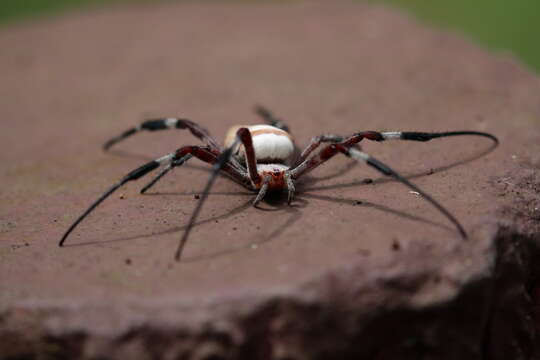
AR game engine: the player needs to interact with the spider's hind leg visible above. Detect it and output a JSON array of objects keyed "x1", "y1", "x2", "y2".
[
  {"x1": 254, "y1": 105, "x2": 290, "y2": 132},
  {"x1": 103, "y1": 118, "x2": 221, "y2": 151}
]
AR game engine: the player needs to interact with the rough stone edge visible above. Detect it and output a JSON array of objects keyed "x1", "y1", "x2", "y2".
[{"x1": 2, "y1": 165, "x2": 539, "y2": 359}]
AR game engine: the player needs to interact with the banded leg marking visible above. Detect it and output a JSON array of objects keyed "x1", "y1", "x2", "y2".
[
  {"x1": 140, "y1": 154, "x2": 193, "y2": 194},
  {"x1": 59, "y1": 153, "x2": 174, "y2": 246},
  {"x1": 103, "y1": 118, "x2": 221, "y2": 151},
  {"x1": 345, "y1": 147, "x2": 468, "y2": 239},
  {"x1": 289, "y1": 142, "x2": 468, "y2": 238},
  {"x1": 342, "y1": 130, "x2": 499, "y2": 146}
]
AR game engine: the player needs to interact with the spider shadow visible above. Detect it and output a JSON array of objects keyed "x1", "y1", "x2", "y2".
[
  {"x1": 64, "y1": 196, "x2": 254, "y2": 248},
  {"x1": 298, "y1": 192, "x2": 455, "y2": 234},
  {"x1": 181, "y1": 199, "x2": 305, "y2": 263},
  {"x1": 63, "y1": 194, "x2": 306, "y2": 263}
]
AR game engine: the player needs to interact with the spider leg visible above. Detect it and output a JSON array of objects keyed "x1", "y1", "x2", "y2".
[
  {"x1": 289, "y1": 143, "x2": 467, "y2": 238},
  {"x1": 175, "y1": 135, "x2": 245, "y2": 260},
  {"x1": 285, "y1": 172, "x2": 295, "y2": 205},
  {"x1": 59, "y1": 153, "x2": 174, "y2": 247},
  {"x1": 103, "y1": 118, "x2": 221, "y2": 151},
  {"x1": 288, "y1": 142, "x2": 345, "y2": 180},
  {"x1": 253, "y1": 175, "x2": 271, "y2": 207},
  {"x1": 254, "y1": 105, "x2": 290, "y2": 132},
  {"x1": 291, "y1": 130, "x2": 498, "y2": 178},
  {"x1": 345, "y1": 146, "x2": 467, "y2": 238},
  {"x1": 293, "y1": 134, "x2": 347, "y2": 167},
  {"x1": 236, "y1": 127, "x2": 263, "y2": 187},
  {"x1": 59, "y1": 146, "x2": 251, "y2": 247},
  {"x1": 341, "y1": 130, "x2": 498, "y2": 146},
  {"x1": 175, "y1": 126, "x2": 266, "y2": 260},
  {"x1": 140, "y1": 144, "x2": 252, "y2": 194},
  {"x1": 139, "y1": 154, "x2": 192, "y2": 194}
]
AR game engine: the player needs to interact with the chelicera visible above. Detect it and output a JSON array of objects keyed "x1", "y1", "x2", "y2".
[{"x1": 59, "y1": 106, "x2": 498, "y2": 260}]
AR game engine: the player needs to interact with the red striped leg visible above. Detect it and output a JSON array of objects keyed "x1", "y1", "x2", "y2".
[
  {"x1": 290, "y1": 131, "x2": 401, "y2": 178},
  {"x1": 173, "y1": 146, "x2": 252, "y2": 189},
  {"x1": 59, "y1": 146, "x2": 251, "y2": 248},
  {"x1": 293, "y1": 134, "x2": 346, "y2": 167},
  {"x1": 289, "y1": 143, "x2": 343, "y2": 180},
  {"x1": 236, "y1": 127, "x2": 262, "y2": 187}
]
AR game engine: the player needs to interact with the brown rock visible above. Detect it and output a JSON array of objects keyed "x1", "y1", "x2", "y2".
[{"x1": 1, "y1": 1, "x2": 539, "y2": 359}]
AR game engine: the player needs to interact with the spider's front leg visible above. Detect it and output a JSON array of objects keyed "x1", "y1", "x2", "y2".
[
  {"x1": 293, "y1": 134, "x2": 347, "y2": 167},
  {"x1": 59, "y1": 153, "x2": 173, "y2": 247},
  {"x1": 289, "y1": 142, "x2": 468, "y2": 239},
  {"x1": 139, "y1": 145, "x2": 250, "y2": 194},
  {"x1": 58, "y1": 146, "x2": 248, "y2": 247}
]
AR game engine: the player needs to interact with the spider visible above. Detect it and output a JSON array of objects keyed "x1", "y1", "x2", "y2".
[{"x1": 59, "y1": 106, "x2": 498, "y2": 260}]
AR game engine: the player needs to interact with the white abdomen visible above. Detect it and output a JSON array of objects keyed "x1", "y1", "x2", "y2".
[{"x1": 224, "y1": 124, "x2": 295, "y2": 164}]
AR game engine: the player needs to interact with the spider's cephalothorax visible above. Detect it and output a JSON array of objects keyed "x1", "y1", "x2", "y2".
[{"x1": 59, "y1": 105, "x2": 499, "y2": 261}]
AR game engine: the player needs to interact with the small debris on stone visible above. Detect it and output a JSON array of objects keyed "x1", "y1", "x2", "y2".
[
  {"x1": 194, "y1": 194, "x2": 201, "y2": 200},
  {"x1": 10, "y1": 242, "x2": 29, "y2": 251},
  {"x1": 125, "y1": 258, "x2": 132, "y2": 265},
  {"x1": 354, "y1": 200, "x2": 363, "y2": 205},
  {"x1": 362, "y1": 178, "x2": 373, "y2": 184},
  {"x1": 391, "y1": 239, "x2": 401, "y2": 251},
  {"x1": 357, "y1": 249, "x2": 370, "y2": 256},
  {"x1": 427, "y1": 168, "x2": 434, "y2": 175},
  {"x1": 0, "y1": 221, "x2": 16, "y2": 233},
  {"x1": 119, "y1": 194, "x2": 125, "y2": 199},
  {"x1": 409, "y1": 191, "x2": 420, "y2": 196}
]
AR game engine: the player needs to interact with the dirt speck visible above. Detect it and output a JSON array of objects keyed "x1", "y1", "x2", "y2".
[{"x1": 0, "y1": 220, "x2": 16, "y2": 233}]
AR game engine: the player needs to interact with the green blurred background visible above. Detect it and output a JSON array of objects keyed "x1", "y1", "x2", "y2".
[{"x1": 1, "y1": 0, "x2": 539, "y2": 73}]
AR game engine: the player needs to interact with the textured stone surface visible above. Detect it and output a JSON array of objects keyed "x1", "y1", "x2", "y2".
[{"x1": 0, "y1": 1, "x2": 539, "y2": 359}]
